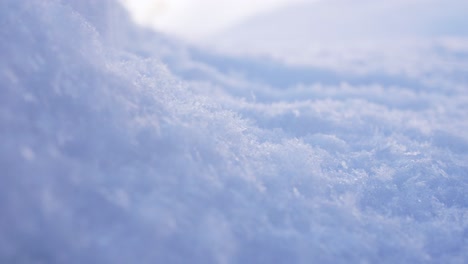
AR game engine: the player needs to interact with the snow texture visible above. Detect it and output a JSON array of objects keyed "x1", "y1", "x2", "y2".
[{"x1": 0, "y1": 0, "x2": 467, "y2": 263}]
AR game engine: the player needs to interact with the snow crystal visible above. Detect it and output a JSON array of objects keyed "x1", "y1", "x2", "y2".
[{"x1": 0, "y1": 0, "x2": 467, "y2": 263}]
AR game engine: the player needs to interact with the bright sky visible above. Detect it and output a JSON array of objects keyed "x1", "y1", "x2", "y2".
[{"x1": 120, "y1": 0, "x2": 309, "y2": 41}]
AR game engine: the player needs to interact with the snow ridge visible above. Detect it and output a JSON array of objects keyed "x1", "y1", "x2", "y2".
[{"x1": 0, "y1": 0, "x2": 467, "y2": 263}]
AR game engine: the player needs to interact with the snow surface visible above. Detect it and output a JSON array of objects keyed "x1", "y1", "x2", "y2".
[
  {"x1": 211, "y1": 0, "x2": 468, "y2": 69},
  {"x1": 120, "y1": 0, "x2": 310, "y2": 41},
  {"x1": 1, "y1": 0, "x2": 467, "y2": 263}
]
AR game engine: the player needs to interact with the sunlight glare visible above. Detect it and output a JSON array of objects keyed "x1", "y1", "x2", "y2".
[{"x1": 120, "y1": 0, "x2": 309, "y2": 41}]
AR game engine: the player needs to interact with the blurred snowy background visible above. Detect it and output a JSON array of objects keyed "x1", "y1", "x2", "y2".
[{"x1": 1, "y1": 0, "x2": 467, "y2": 263}]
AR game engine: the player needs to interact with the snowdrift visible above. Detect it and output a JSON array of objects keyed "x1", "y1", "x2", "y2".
[{"x1": 0, "y1": 0, "x2": 467, "y2": 263}]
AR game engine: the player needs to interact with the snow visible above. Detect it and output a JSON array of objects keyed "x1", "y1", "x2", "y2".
[
  {"x1": 120, "y1": 0, "x2": 311, "y2": 41},
  {"x1": 210, "y1": 0, "x2": 468, "y2": 71},
  {"x1": 0, "y1": 0, "x2": 467, "y2": 263}
]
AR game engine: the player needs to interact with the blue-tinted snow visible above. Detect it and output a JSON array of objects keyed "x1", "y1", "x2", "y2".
[{"x1": 0, "y1": 0, "x2": 467, "y2": 263}]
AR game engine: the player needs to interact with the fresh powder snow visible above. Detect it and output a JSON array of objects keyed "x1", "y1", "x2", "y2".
[{"x1": 0, "y1": 0, "x2": 467, "y2": 263}]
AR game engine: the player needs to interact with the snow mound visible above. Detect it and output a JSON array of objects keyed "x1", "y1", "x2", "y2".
[{"x1": 0, "y1": 0, "x2": 467, "y2": 263}]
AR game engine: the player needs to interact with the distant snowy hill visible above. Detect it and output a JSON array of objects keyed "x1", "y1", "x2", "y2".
[
  {"x1": 211, "y1": 0, "x2": 468, "y2": 68},
  {"x1": 217, "y1": 0, "x2": 468, "y2": 41},
  {"x1": 0, "y1": 0, "x2": 467, "y2": 263}
]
